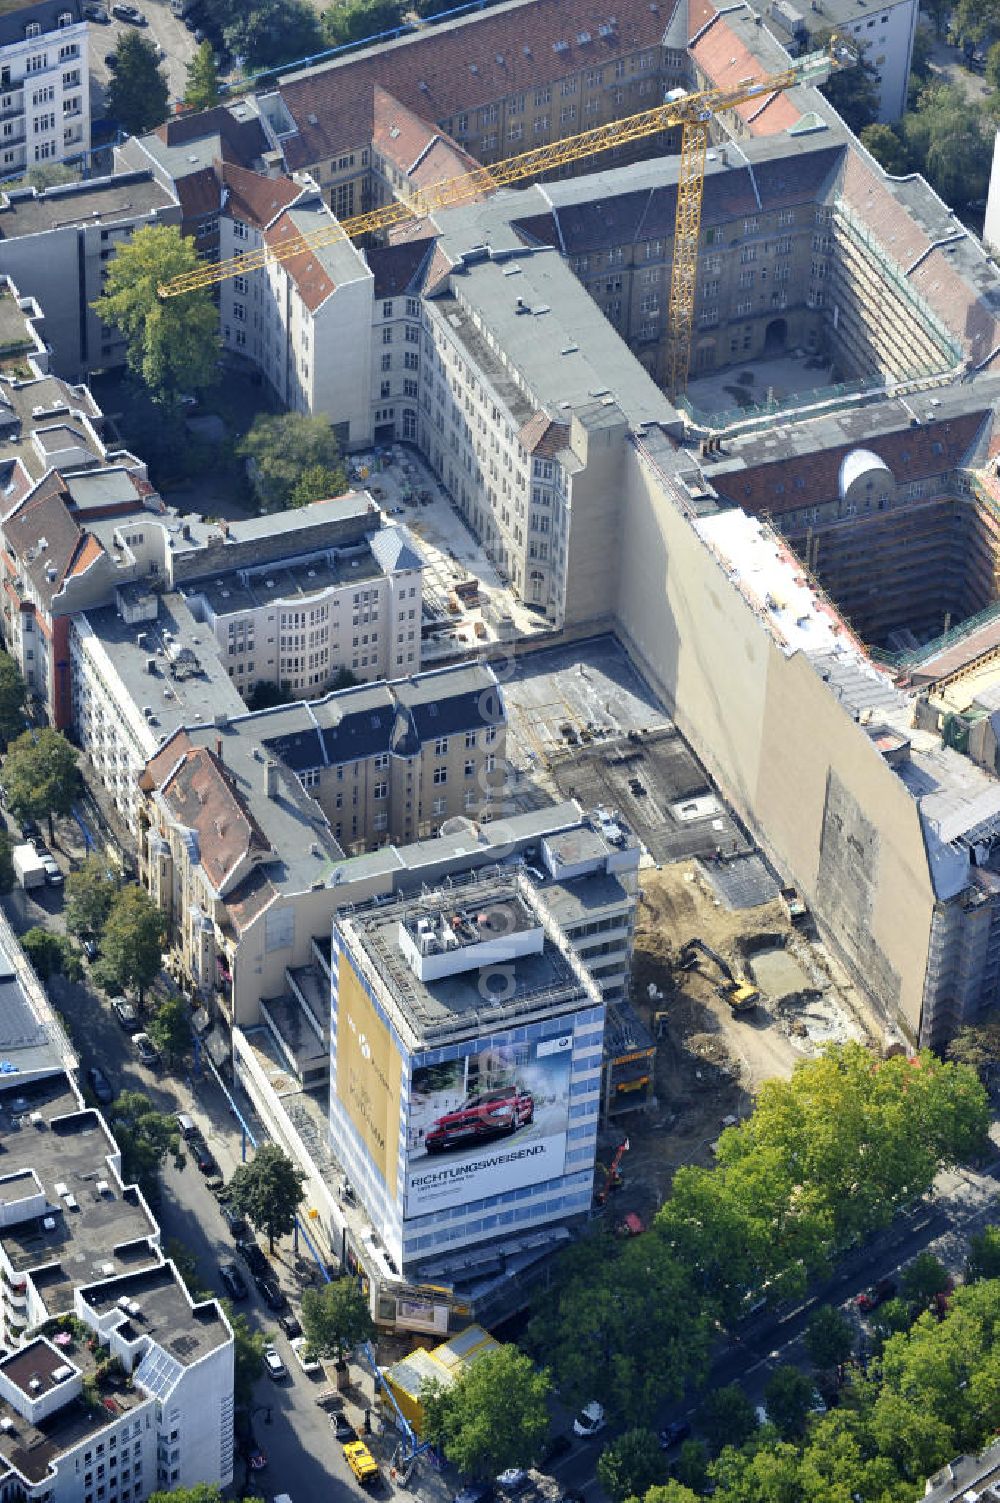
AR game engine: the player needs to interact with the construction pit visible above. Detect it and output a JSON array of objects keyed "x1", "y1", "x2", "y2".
[{"x1": 609, "y1": 855, "x2": 872, "y2": 1227}]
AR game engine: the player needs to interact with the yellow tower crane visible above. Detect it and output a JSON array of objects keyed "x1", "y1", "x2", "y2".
[{"x1": 159, "y1": 36, "x2": 855, "y2": 398}]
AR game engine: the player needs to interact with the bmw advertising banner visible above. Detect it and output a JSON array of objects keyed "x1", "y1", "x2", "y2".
[{"x1": 404, "y1": 1032, "x2": 574, "y2": 1218}]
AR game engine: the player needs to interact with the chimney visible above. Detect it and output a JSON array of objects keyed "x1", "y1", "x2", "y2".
[
  {"x1": 215, "y1": 736, "x2": 223, "y2": 761},
  {"x1": 265, "y1": 762, "x2": 278, "y2": 798}
]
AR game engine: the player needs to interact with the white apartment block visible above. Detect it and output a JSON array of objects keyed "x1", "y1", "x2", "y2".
[
  {"x1": 182, "y1": 523, "x2": 424, "y2": 691},
  {"x1": 0, "y1": 1072, "x2": 234, "y2": 1503},
  {"x1": 761, "y1": 0, "x2": 918, "y2": 121},
  {"x1": 0, "y1": 0, "x2": 89, "y2": 178},
  {"x1": 217, "y1": 171, "x2": 375, "y2": 451}
]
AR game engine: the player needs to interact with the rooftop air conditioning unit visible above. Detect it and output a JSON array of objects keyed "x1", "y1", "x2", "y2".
[
  {"x1": 117, "y1": 1295, "x2": 131, "y2": 1311},
  {"x1": 42, "y1": 1216, "x2": 56, "y2": 1231}
]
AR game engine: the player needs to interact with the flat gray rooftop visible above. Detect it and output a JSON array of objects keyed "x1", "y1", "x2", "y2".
[
  {"x1": 80, "y1": 591, "x2": 247, "y2": 745},
  {"x1": 428, "y1": 242, "x2": 674, "y2": 432},
  {"x1": 534, "y1": 871, "x2": 630, "y2": 928},
  {"x1": 0, "y1": 173, "x2": 176, "y2": 239},
  {"x1": 83, "y1": 1262, "x2": 227, "y2": 1368},
  {"x1": 0, "y1": 1078, "x2": 158, "y2": 1294},
  {"x1": 343, "y1": 874, "x2": 587, "y2": 1048},
  {"x1": 189, "y1": 538, "x2": 385, "y2": 619}
]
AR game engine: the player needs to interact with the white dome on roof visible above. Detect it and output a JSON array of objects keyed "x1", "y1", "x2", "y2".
[{"x1": 839, "y1": 448, "x2": 892, "y2": 500}]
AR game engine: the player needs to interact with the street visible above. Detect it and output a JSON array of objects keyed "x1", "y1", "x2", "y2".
[{"x1": 88, "y1": 0, "x2": 198, "y2": 122}]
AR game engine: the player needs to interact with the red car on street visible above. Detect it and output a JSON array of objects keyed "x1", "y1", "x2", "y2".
[{"x1": 425, "y1": 1084, "x2": 534, "y2": 1152}]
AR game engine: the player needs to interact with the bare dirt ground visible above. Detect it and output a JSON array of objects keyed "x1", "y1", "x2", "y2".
[{"x1": 606, "y1": 858, "x2": 873, "y2": 1227}]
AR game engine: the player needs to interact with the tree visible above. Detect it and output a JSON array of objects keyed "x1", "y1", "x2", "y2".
[
  {"x1": 950, "y1": 0, "x2": 996, "y2": 47},
  {"x1": 860, "y1": 123, "x2": 911, "y2": 175},
  {"x1": 597, "y1": 1429, "x2": 665, "y2": 1502},
  {"x1": 92, "y1": 225, "x2": 219, "y2": 407},
  {"x1": 224, "y1": 1306, "x2": 266, "y2": 1409},
  {"x1": 147, "y1": 994, "x2": 192, "y2": 1068},
  {"x1": 146, "y1": 1487, "x2": 224, "y2": 1503},
  {"x1": 947, "y1": 1019, "x2": 1000, "y2": 1081},
  {"x1": 106, "y1": 31, "x2": 169, "y2": 135},
  {"x1": 222, "y1": 0, "x2": 321, "y2": 71},
  {"x1": 184, "y1": 40, "x2": 220, "y2": 111},
  {"x1": 110, "y1": 1090, "x2": 182, "y2": 1190},
  {"x1": 21, "y1": 927, "x2": 82, "y2": 983},
  {"x1": 0, "y1": 832, "x2": 12, "y2": 895},
  {"x1": 300, "y1": 1276, "x2": 374, "y2": 1364},
  {"x1": 322, "y1": 0, "x2": 406, "y2": 46},
  {"x1": 640, "y1": 1487, "x2": 700, "y2": 1503},
  {"x1": 699, "y1": 1384, "x2": 758, "y2": 1454},
  {"x1": 763, "y1": 1366, "x2": 817, "y2": 1439},
  {"x1": 923, "y1": 0, "x2": 951, "y2": 35},
  {"x1": 868, "y1": 1296, "x2": 914, "y2": 1345},
  {"x1": 289, "y1": 462, "x2": 347, "y2": 508},
  {"x1": 65, "y1": 855, "x2": 120, "y2": 941},
  {"x1": 422, "y1": 1344, "x2": 551, "y2": 1479},
  {"x1": 804, "y1": 1305, "x2": 854, "y2": 1373},
  {"x1": 966, "y1": 1226, "x2": 1000, "y2": 1282},
  {"x1": 246, "y1": 679, "x2": 296, "y2": 711},
  {"x1": 673, "y1": 1440, "x2": 708, "y2": 1494},
  {"x1": 3, "y1": 728, "x2": 78, "y2": 841},
  {"x1": 902, "y1": 81, "x2": 992, "y2": 206},
  {"x1": 819, "y1": 34, "x2": 880, "y2": 132},
  {"x1": 94, "y1": 885, "x2": 165, "y2": 1012},
  {"x1": 900, "y1": 1252, "x2": 950, "y2": 1311},
  {"x1": 224, "y1": 1142, "x2": 305, "y2": 1251},
  {"x1": 237, "y1": 412, "x2": 347, "y2": 511},
  {"x1": 0, "y1": 652, "x2": 26, "y2": 746}
]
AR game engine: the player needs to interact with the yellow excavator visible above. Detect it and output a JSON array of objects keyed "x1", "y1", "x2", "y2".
[{"x1": 678, "y1": 939, "x2": 760, "y2": 1015}]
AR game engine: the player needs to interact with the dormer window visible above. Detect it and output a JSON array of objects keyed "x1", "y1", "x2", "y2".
[
  {"x1": 25, "y1": 22, "x2": 41, "y2": 38},
  {"x1": 57, "y1": 11, "x2": 73, "y2": 25}
]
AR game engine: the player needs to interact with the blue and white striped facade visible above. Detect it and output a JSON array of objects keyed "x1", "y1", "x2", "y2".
[{"x1": 329, "y1": 895, "x2": 605, "y2": 1274}]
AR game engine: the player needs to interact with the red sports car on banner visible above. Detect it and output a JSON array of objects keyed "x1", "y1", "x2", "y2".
[{"x1": 424, "y1": 1084, "x2": 534, "y2": 1152}]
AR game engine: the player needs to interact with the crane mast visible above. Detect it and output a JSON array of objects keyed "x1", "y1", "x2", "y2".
[{"x1": 158, "y1": 37, "x2": 854, "y2": 400}]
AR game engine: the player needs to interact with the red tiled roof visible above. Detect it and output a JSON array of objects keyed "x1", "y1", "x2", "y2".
[
  {"x1": 220, "y1": 160, "x2": 304, "y2": 231},
  {"x1": 710, "y1": 411, "x2": 991, "y2": 519},
  {"x1": 278, "y1": 0, "x2": 671, "y2": 169},
  {"x1": 518, "y1": 412, "x2": 570, "y2": 455},
  {"x1": 264, "y1": 210, "x2": 336, "y2": 314},
  {"x1": 175, "y1": 166, "x2": 219, "y2": 222},
  {"x1": 372, "y1": 85, "x2": 482, "y2": 189},
  {"x1": 423, "y1": 240, "x2": 457, "y2": 296},
  {"x1": 691, "y1": 16, "x2": 800, "y2": 132},
  {"x1": 155, "y1": 743, "x2": 272, "y2": 895}
]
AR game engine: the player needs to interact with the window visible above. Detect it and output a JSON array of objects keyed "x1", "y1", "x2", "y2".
[
  {"x1": 373, "y1": 781, "x2": 387, "y2": 799},
  {"x1": 534, "y1": 86, "x2": 550, "y2": 104},
  {"x1": 465, "y1": 730, "x2": 476, "y2": 748},
  {"x1": 380, "y1": 380, "x2": 391, "y2": 399},
  {"x1": 432, "y1": 766, "x2": 448, "y2": 785},
  {"x1": 25, "y1": 22, "x2": 41, "y2": 38},
  {"x1": 382, "y1": 326, "x2": 393, "y2": 345},
  {"x1": 232, "y1": 219, "x2": 249, "y2": 240},
  {"x1": 381, "y1": 352, "x2": 391, "y2": 372},
  {"x1": 404, "y1": 351, "x2": 418, "y2": 371},
  {"x1": 382, "y1": 299, "x2": 393, "y2": 318},
  {"x1": 26, "y1": 51, "x2": 46, "y2": 71},
  {"x1": 432, "y1": 796, "x2": 447, "y2": 816},
  {"x1": 433, "y1": 737, "x2": 448, "y2": 755}
]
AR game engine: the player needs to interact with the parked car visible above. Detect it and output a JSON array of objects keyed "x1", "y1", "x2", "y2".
[
  {"x1": 453, "y1": 1489, "x2": 491, "y2": 1503},
  {"x1": 221, "y1": 1202, "x2": 248, "y2": 1238},
  {"x1": 18, "y1": 816, "x2": 39, "y2": 841},
  {"x1": 247, "y1": 1443, "x2": 267, "y2": 1472},
  {"x1": 103, "y1": 49, "x2": 117, "y2": 65},
  {"x1": 343, "y1": 1440, "x2": 379, "y2": 1488},
  {"x1": 38, "y1": 850, "x2": 63, "y2": 886},
  {"x1": 84, "y1": 3, "x2": 110, "y2": 18},
  {"x1": 189, "y1": 1136, "x2": 217, "y2": 1175},
  {"x1": 289, "y1": 1335, "x2": 321, "y2": 1375},
  {"x1": 256, "y1": 1276, "x2": 288, "y2": 1313},
  {"x1": 111, "y1": 3, "x2": 145, "y2": 22},
  {"x1": 424, "y1": 1083, "x2": 534, "y2": 1153},
  {"x1": 131, "y1": 1032, "x2": 158, "y2": 1067},
  {"x1": 236, "y1": 1238, "x2": 268, "y2": 1278},
  {"x1": 175, "y1": 1112, "x2": 197, "y2": 1140},
  {"x1": 333, "y1": 1414, "x2": 358, "y2": 1443},
  {"x1": 81, "y1": 936, "x2": 99, "y2": 961},
  {"x1": 86, "y1": 1065, "x2": 115, "y2": 1106},
  {"x1": 496, "y1": 1471, "x2": 529, "y2": 1495},
  {"x1": 572, "y1": 1401, "x2": 605, "y2": 1438},
  {"x1": 111, "y1": 996, "x2": 137, "y2": 1030},
  {"x1": 278, "y1": 1311, "x2": 302, "y2": 1340},
  {"x1": 857, "y1": 1277, "x2": 897, "y2": 1312},
  {"x1": 220, "y1": 1262, "x2": 248, "y2": 1300},
  {"x1": 659, "y1": 1420, "x2": 692, "y2": 1450},
  {"x1": 263, "y1": 1344, "x2": 287, "y2": 1380}
]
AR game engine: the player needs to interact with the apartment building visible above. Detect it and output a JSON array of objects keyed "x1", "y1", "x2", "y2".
[
  {"x1": 0, "y1": 0, "x2": 89, "y2": 180},
  {"x1": 260, "y1": 0, "x2": 683, "y2": 212},
  {"x1": 0, "y1": 173, "x2": 180, "y2": 380},
  {"x1": 137, "y1": 661, "x2": 505, "y2": 1016},
  {"x1": 0, "y1": 1073, "x2": 234, "y2": 1503},
  {"x1": 755, "y1": 0, "x2": 919, "y2": 121}
]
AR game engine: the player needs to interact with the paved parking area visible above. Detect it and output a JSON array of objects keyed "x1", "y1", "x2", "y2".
[{"x1": 89, "y1": 0, "x2": 198, "y2": 115}]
